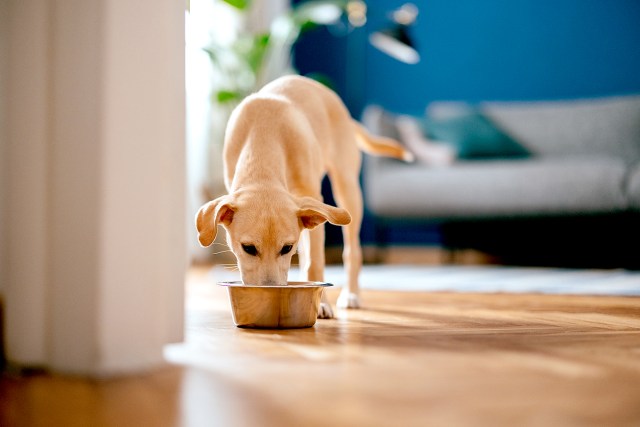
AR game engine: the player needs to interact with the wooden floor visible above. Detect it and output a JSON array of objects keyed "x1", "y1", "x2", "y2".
[{"x1": 3, "y1": 264, "x2": 640, "y2": 426}]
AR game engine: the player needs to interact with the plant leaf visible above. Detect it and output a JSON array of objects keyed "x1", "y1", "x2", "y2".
[
  {"x1": 222, "y1": 0, "x2": 249, "y2": 10},
  {"x1": 246, "y1": 34, "x2": 270, "y2": 74},
  {"x1": 216, "y1": 90, "x2": 242, "y2": 103}
]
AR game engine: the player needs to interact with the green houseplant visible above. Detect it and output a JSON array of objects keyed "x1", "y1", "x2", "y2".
[{"x1": 203, "y1": 0, "x2": 349, "y2": 106}]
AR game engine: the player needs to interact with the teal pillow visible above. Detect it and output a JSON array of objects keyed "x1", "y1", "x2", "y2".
[{"x1": 423, "y1": 112, "x2": 530, "y2": 160}]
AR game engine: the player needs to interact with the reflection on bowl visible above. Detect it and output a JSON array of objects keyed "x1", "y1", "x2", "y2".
[{"x1": 217, "y1": 281, "x2": 334, "y2": 329}]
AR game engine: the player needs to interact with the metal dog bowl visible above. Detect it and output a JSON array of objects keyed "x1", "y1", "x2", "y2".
[{"x1": 218, "y1": 281, "x2": 333, "y2": 329}]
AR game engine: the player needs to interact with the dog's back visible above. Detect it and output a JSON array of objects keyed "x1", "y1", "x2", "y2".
[
  {"x1": 223, "y1": 75, "x2": 410, "y2": 193},
  {"x1": 222, "y1": 81, "x2": 330, "y2": 193}
]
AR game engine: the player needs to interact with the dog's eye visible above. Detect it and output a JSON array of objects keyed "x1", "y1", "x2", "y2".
[
  {"x1": 241, "y1": 244, "x2": 258, "y2": 256},
  {"x1": 280, "y1": 244, "x2": 293, "y2": 256}
]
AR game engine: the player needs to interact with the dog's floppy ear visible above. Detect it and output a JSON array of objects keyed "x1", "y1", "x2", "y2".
[
  {"x1": 195, "y1": 195, "x2": 236, "y2": 247},
  {"x1": 297, "y1": 197, "x2": 351, "y2": 230}
]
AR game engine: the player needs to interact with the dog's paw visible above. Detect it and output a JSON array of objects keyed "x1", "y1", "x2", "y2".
[
  {"x1": 336, "y1": 291, "x2": 360, "y2": 309},
  {"x1": 317, "y1": 302, "x2": 334, "y2": 319}
]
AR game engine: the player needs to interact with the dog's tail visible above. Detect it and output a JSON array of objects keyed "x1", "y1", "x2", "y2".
[{"x1": 352, "y1": 120, "x2": 414, "y2": 162}]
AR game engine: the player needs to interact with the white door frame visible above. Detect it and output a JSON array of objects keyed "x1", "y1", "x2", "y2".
[{"x1": 2, "y1": 0, "x2": 186, "y2": 376}]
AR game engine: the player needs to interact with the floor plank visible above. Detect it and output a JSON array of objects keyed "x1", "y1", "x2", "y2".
[
  {"x1": 168, "y1": 266, "x2": 640, "y2": 427},
  {"x1": 2, "y1": 265, "x2": 640, "y2": 427}
]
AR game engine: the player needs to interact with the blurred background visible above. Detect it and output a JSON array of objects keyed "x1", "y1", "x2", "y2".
[{"x1": 187, "y1": 0, "x2": 640, "y2": 268}]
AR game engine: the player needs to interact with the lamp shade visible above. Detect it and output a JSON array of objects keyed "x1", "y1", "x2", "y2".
[{"x1": 369, "y1": 24, "x2": 420, "y2": 64}]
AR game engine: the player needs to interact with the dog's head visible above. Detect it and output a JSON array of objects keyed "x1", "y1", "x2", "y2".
[{"x1": 196, "y1": 190, "x2": 351, "y2": 286}]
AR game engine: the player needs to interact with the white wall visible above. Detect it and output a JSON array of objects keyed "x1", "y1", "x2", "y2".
[
  {"x1": 4, "y1": 0, "x2": 186, "y2": 376},
  {"x1": 98, "y1": 0, "x2": 186, "y2": 373},
  {"x1": 5, "y1": 0, "x2": 51, "y2": 366},
  {"x1": 0, "y1": 0, "x2": 8, "y2": 298}
]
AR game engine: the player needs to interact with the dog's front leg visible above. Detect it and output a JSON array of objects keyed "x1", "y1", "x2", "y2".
[{"x1": 300, "y1": 226, "x2": 333, "y2": 318}]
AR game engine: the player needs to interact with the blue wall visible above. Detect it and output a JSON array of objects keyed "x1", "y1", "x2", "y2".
[
  {"x1": 293, "y1": 0, "x2": 640, "y2": 246},
  {"x1": 295, "y1": 0, "x2": 640, "y2": 117}
]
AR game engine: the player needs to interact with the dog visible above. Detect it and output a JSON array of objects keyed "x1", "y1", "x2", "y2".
[{"x1": 196, "y1": 75, "x2": 412, "y2": 318}]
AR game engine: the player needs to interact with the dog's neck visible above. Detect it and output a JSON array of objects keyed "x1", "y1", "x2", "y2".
[{"x1": 228, "y1": 142, "x2": 316, "y2": 199}]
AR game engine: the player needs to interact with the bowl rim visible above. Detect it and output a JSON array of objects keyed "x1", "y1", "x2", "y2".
[{"x1": 217, "y1": 281, "x2": 333, "y2": 288}]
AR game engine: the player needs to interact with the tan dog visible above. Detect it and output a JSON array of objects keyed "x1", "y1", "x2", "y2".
[{"x1": 196, "y1": 75, "x2": 411, "y2": 318}]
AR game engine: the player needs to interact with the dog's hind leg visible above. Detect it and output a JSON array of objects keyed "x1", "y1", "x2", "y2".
[{"x1": 329, "y1": 169, "x2": 363, "y2": 309}]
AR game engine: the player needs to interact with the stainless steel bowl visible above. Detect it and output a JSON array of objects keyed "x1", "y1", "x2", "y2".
[{"x1": 217, "y1": 281, "x2": 333, "y2": 329}]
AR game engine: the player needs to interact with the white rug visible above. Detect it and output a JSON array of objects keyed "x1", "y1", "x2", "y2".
[{"x1": 210, "y1": 264, "x2": 640, "y2": 296}]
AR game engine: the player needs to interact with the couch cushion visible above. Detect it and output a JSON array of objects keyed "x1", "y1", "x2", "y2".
[
  {"x1": 479, "y1": 96, "x2": 640, "y2": 159},
  {"x1": 627, "y1": 163, "x2": 640, "y2": 211},
  {"x1": 361, "y1": 105, "x2": 402, "y2": 141},
  {"x1": 363, "y1": 106, "x2": 530, "y2": 164},
  {"x1": 364, "y1": 156, "x2": 628, "y2": 219},
  {"x1": 422, "y1": 112, "x2": 530, "y2": 160}
]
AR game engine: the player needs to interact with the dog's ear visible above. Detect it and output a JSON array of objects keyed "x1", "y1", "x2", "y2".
[
  {"x1": 297, "y1": 197, "x2": 351, "y2": 230},
  {"x1": 195, "y1": 195, "x2": 236, "y2": 247}
]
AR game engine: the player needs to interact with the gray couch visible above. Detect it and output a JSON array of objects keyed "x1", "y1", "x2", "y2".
[{"x1": 362, "y1": 95, "x2": 640, "y2": 268}]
